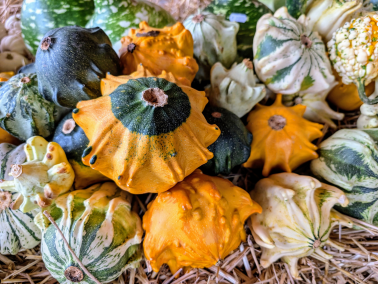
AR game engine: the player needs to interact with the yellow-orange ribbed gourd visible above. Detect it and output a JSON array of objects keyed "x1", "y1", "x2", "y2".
[{"x1": 0, "y1": 128, "x2": 21, "y2": 145}]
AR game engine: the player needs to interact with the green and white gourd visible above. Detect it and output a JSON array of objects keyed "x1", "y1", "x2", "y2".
[
  {"x1": 357, "y1": 94, "x2": 378, "y2": 128},
  {"x1": 41, "y1": 182, "x2": 143, "y2": 284},
  {"x1": 253, "y1": 7, "x2": 335, "y2": 96},
  {"x1": 208, "y1": 59, "x2": 266, "y2": 117},
  {"x1": 183, "y1": 12, "x2": 239, "y2": 81},
  {"x1": 311, "y1": 129, "x2": 378, "y2": 225}
]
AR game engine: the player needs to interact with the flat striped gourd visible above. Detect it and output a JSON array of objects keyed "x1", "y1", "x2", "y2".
[
  {"x1": 41, "y1": 182, "x2": 142, "y2": 284},
  {"x1": 73, "y1": 77, "x2": 220, "y2": 194}
]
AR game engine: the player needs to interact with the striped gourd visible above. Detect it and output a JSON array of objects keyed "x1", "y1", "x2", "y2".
[
  {"x1": 0, "y1": 143, "x2": 25, "y2": 180},
  {"x1": 41, "y1": 182, "x2": 143, "y2": 284}
]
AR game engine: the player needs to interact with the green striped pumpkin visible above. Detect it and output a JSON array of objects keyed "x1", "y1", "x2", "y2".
[
  {"x1": 0, "y1": 143, "x2": 26, "y2": 180},
  {"x1": 41, "y1": 182, "x2": 142, "y2": 284}
]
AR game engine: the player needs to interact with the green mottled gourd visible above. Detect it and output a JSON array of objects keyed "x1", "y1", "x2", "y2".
[
  {"x1": 311, "y1": 129, "x2": 378, "y2": 225},
  {"x1": 40, "y1": 182, "x2": 143, "y2": 284},
  {"x1": 35, "y1": 26, "x2": 121, "y2": 109},
  {"x1": 183, "y1": 12, "x2": 239, "y2": 81},
  {"x1": 0, "y1": 73, "x2": 67, "y2": 141}
]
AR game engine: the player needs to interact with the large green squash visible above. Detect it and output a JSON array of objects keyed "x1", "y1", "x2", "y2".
[
  {"x1": 41, "y1": 182, "x2": 143, "y2": 284},
  {"x1": 21, "y1": 0, "x2": 95, "y2": 54},
  {"x1": 35, "y1": 26, "x2": 121, "y2": 109},
  {"x1": 201, "y1": 105, "x2": 252, "y2": 176}
]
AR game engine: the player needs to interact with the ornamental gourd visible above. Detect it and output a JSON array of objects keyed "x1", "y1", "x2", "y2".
[
  {"x1": 0, "y1": 143, "x2": 25, "y2": 180},
  {"x1": 311, "y1": 129, "x2": 378, "y2": 225},
  {"x1": 244, "y1": 94, "x2": 323, "y2": 176},
  {"x1": 35, "y1": 26, "x2": 121, "y2": 109},
  {"x1": 143, "y1": 169, "x2": 262, "y2": 273},
  {"x1": 253, "y1": 7, "x2": 335, "y2": 96},
  {"x1": 0, "y1": 128, "x2": 20, "y2": 145},
  {"x1": 41, "y1": 182, "x2": 142, "y2": 284},
  {"x1": 0, "y1": 52, "x2": 30, "y2": 73},
  {"x1": 73, "y1": 77, "x2": 220, "y2": 194},
  {"x1": 183, "y1": 12, "x2": 239, "y2": 81},
  {"x1": 250, "y1": 173, "x2": 352, "y2": 279},
  {"x1": 0, "y1": 71, "x2": 14, "y2": 82},
  {"x1": 201, "y1": 105, "x2": 252, "y2": 176},
  {"x1": 357, "y1": 95, "x2": 378, "y2": 128},
  {"x1": 208, "y1": 59, "x2": 266, "y2": 118},
  {"x1": 0, "y1": 136, "x2": 75, "y2": 213},
  {"x1": 119, "y1": 22, "x2": 199, "y2": 87}
]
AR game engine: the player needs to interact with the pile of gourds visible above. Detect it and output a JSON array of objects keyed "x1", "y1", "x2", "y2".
[{"x1": 1, "y1": 0, "x2": 378, "y2": 282}]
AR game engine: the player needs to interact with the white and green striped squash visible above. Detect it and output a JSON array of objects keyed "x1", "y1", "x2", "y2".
[
  {"x1": 253, "y1": 7, "x2": 335, "y2": 96},
  {"x1": 40, "y1": 182, "x2": 143, "y2": 284},
  {"x1": 0, "y1": 143, "x2": 26, "y2": 181},
  {"x1": 311, "y1": 129, "x2": 378, "y2": 225}
]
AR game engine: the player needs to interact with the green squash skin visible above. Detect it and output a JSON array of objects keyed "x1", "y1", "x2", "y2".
[
  {"x1": 285, "y1": 0, "x2": 307, "y2": 18},
  {"x1": 35, "y1": 26, "x2": 121, "y2": 109},
  {"x1": 86, "y1": 0, "x2": 175, "y2": 53},
  {"x1": 200, "y1": 105, "x2": 252, "y2": 176},
  {"x1": 205, "y1": 0, "x2": 271, "y2": 59},
  {"x1": 21, "y1": 0, "x2": 95, "y2": 54},
  {"x1": 17, "y1": 63, "x2": 36, "y2": 74}
]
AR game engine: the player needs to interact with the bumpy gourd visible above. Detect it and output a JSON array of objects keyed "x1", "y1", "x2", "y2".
[
  {"x1": 208, "y1": 59, "x2": 266, "y2": 118},
  {"x1": 357, "y1": 94, "x2": 378, "y2": 128},
  {"x1": 250, "y1": 173, "x2": 352, "y2": 279},
  {"x1": 311, "y1": 129, "x2": 378, "y2": 225},
  {"x1": 183, "y1": 12, "x2": 239, "y2": 81},
  {"x1": 143, "y1": 169, "x2": 262, "y2": 273},
  {"x1": 41, "y1": 182, "x2": 142, "y2": 284},
  {"x1": 253, "y1": 7, "x2": 335, "y2": 96},
  {"x1": 0, "y1": 136, "x2": 75, "y2": 213},
  {"x1": 36, "y1": 26, "x2": 121, "y2": 109},
  {"x1": 73, "y1": 77, "x2": 220, "y2": 194},
  {"x1": 0, "y1": 143, "x2": 25, "y2": 180},
  {"x1": 0, "y1": 73, "x2": 66, "y2": 141},
  {"x1": 119, "y1": 22, "x2": 199, "y2": 86},
  {"x1": 244, "y1": 94, "x2": 323, "y2": 176}
]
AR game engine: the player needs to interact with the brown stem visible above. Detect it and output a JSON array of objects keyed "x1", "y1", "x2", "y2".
[
  {"x1": 142, "y1": 88, "x2": 168, "y2": 107},
  {"x1": 41, "y1": 37, "x2": 52, "y2": 51},
  {"x1": 62, "y1": 119, "x2": 76, "y2": 134},
  {"x1": 268, "y1": 115, "x2": 286, "y2": 130},
  {"x1": 0, "y1": 191, "x2": 12, "y2": 210},
  {"x1": 300, "y1": 34, "x2": 312, "y2": 48}
]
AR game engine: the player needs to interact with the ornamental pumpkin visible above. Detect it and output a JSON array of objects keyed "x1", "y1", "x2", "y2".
[
  {"x1": 244, "y1": 94, "x2": 323, "y2": 176},
  {"x1": 357, "y1": 98, "x2": 378, "y2": 128},
  {"x1": 311, "y1": 129, "x2": 378, "y2": 225},
  {"x1": 0, "y1": 71, "x2": 14, "y2": 82},
  {"x1": 119, "y1": 22, "x2": 199, "y2": 86},
  {"x1": 143, "y1": 169, "x2": 262, "y2": 273},
  {"x1": 253, "y1": 7, "x2": 335, "y2": 96},
  {"x1": 208, "y1": 59, "x2": 266, "y2": 118},
  {"x1": 41, "y1": 182, "x2": 142, "y2": 283},
  {"x1": 0, "y1": 52, "x2": 30, "y2": 73},
  {"x1": 0, "y1": 143, "x2": 26, "y2": 180},
  {"x1": 0, "y1": 136, "x2": 75, "y2": 213},
  {"x1": 0, "y1": 128, "x2": 21, "y2": 145},
  {"x1": 73, "y1": 77, "x2": 220, "y2": 194},
  {"x1": 183, "y1": 12, "x2": 239, "y2": 81},
  {"x1": 250, "y1": 173, "x2": 352, "y2": 279}
]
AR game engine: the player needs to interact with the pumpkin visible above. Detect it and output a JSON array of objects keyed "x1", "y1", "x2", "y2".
[
  {"x1": 250, "y1": 173, "x2": 352, "y2": 279},
  {"x1": 0, "y1": 73, "x2": 66, "y2": 141},
  {"x1": 41, "y1": 182, "x2": 142, "y2": 283},
  {"x1": 119, "y1": 22, "x2": 199, "y2": 87},
  {"x1": 0, "y1": 52, "x2": 30, "y2": 73},
  {"x1": 253, "y1": 7, "x2": 335, "y2": 96},
  {"x1": 0, "y1": 71, "x2": 14, "y2": 81},
  {"x1": 0, "y1": 128, "x2": 21, "y2": 145},
  {"x1": 143, "y1": 169, "x2": 262, "y2": 273},
  {"x1": 0, "y1": 136, "x2": 75, "y2": 213},
  {"x1": 208, "y1": 59, "x2": 266, "y2": 118},
  {"x1": 53, "y1": 113, "x2": 108, "y2": 189},
  {"x1": 201, "y1": 105, "x2": 252, "y2": 176},
  {"x1": 243, "y1": 94, "x2": 323, "y2": 176},
  {"x1": 73, "y1": 77, "x2": 220, "y2": 194},
  {"x1": 183, "y1": 12, "x2": 239, "y2": 81},
  {"x1": 35, "y1": 26, "x2": 121, "y2": 109},
  {"x1": 311, "y1": 128, "x2": 378, "y2": 225}
]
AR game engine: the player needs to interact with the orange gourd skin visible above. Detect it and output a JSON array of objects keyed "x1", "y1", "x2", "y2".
[
  {"x1": 119, "y1": 21, "x2": 198, "y2": 86},
  {"x1": 0, "y1": 72, "x2": 15, "y2": 82},
  {"x1": 0, "y1": 128, "x2": 21, "y2": 145},
  {"x1": 143, "y1": 169, "x2": 262, "y2": 273},
  {"x1": 243, "y1": 94, "x2": 323, "y2": 176}
]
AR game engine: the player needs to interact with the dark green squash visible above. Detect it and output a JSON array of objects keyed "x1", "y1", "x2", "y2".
[
  {"x1": 35, "y1": 26, "x2": 121, "y2": 109},
  {"x1": 201, "y1": 105, "x2": 252, "y2": 175},
  {"x1": 17, "y1": 63, "x2": 35, "y2": 74}
]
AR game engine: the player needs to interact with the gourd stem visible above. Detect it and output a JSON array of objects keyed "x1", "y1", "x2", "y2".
[{"x1": 357, "y1": 80, "x2": 378, "y2": 105}]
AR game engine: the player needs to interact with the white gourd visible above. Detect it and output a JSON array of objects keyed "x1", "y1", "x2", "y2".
[
  {"x1": 0, "y1": 22, "x2": 7, "y2": 42},
  {"x1": 4, "y1": 14, "x2": 22, "y2": 35},
  {"x1": 1, "y1": 34, "x2": 31, "y2": 59},
  {"x1": 0, "y1": 52, "x2": 29, "y2": 73}
]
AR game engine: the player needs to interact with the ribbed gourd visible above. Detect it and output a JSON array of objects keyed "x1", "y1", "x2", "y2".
[
  {"x1": 35, "y1": 26, "x2": 121, "y2": 109},
  {"x1": 357, "y1": 96, "x2": 378, "y2": 128},
  {"x1": 208, "y1": 59, "x2": 266, "y2": 118},
  {"x1": 41, "y1": 182, "x2": 143, "y2": 284},
  {"x1": 119, "y1": 22, "x2": 199, "y2": 87},
  {"x1": 244, "y1": 94, "x2": 323, "y2": 176},
  {"x1": 311, "y1": 129, "x2": 378, "y2": 225},
  {"x1": 183, "y1": 12, "x2": 239, "y2": 81},
  {"x1": 250, "y1": 173, "x2": 352, "y2": 279},
  {"x1": 0, "y1": 73, "x2": 66, "y2": 141},
  {"x1": 53, "y1": 113, "x2": 108, "y2": 189},
  {"x1": 73, "y1": 77, "x2": 220, "y2": 194},
  {"x1": 201, "y1": 105, "x2": 252, "y2": 176},
  {"x1": 143, "y1": 169, "x2": 262, "y2": 273}
]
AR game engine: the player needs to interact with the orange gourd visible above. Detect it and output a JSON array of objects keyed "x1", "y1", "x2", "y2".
[
  {"x1": 143, "y1": 169, "x2": 262, "y2": 273},
  {"x1": 119, "y1": 21, "x2": 198, "y2": 86},
  {"x1": 0, "y1": 128, "x2": 21, "y2": 145},
  {"x1": 0, "y1": 72, "x2": 14, "y2": 83},
  {"x1": 244, "y1": 94, "x2": 323, "y2": 176}
]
